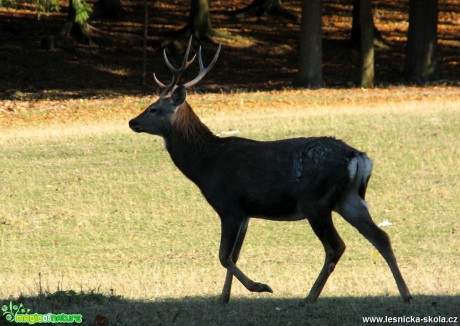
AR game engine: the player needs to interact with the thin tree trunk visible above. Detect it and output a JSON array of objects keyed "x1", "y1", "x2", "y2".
[
  {"x1": 404, "y1": 0, "x2": 439, "y2": 82},
  {"x1": 142, "y1": 0, "x2": 149, "y2": 87},
  {"x1": 295, "y1": 0, "x2": 323, "y2": 89},
  {"x1": 358, "y1": 0, "x2": 374, "y2": 87}
]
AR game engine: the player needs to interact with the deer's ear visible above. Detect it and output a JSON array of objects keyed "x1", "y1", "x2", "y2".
[{"x1": 171, "y1": 85, "x2": 186, "y2": 107}]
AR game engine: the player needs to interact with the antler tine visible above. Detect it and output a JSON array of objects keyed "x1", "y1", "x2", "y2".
[
  {"x1": 163, "y1": 37, "x2": 196, "y2": 75},
  {"x1": 154, "y1": 49, "x2": 181, "y2": 96},
  {"x1": 163, "y1": 49, "x2": 181, "y2": 74},
  {"x1": 182, "y1": 35, "x2": 197, "y2": 70},
  {"x1": 153, "y1": 72, "x2": 167, "y2": 88},
  {"x1": 151, "y1": 48, "x2": 181, "y2": 95},
  {"x1": 183, "y1": 43, "x2": 222, "y2": 89}
]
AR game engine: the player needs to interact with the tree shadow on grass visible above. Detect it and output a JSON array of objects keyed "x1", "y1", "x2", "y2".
[{"x1": 0, "y1": 291, "x2": 458, "y2": 326}]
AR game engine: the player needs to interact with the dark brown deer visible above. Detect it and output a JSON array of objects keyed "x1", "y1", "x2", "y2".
[{"x1": 129, "y1": 38, "x2": 412, "y2": 305}]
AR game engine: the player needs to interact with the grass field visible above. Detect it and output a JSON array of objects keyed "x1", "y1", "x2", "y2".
[{"x1": 1, "y1": 88, "x2": 459, "y2": 325}]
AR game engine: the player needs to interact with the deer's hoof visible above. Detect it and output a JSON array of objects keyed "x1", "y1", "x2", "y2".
[
  {"x1": 250, "y1": 282, "x2": 273, "y2": 293},
  {"x1": 302, "y1": 296, "x2": 316, "y2": 305},
  {"x1": 403, "y1": 294, "x2": 413, "y2": 304},
  {"x1": 216, "y1": 295, "x2": 230, "y2": 305}
]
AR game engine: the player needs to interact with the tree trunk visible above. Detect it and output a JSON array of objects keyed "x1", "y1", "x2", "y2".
[
  {"x1": 404, "y1": 0, "x2": 439, "y2": 83},
  {"x1": 60, "y1": 0, "x2": 91, "y2": 44},
  {"x1": 163, "y1": 0, "x2": 223, "y2": 49},
  {"x1": 350, "y1": 0, "x2": 389, "y2": 49},
  {"x1": 187, "y1": 0, "x2": 218, "y2": 40},
  {"x1": 295, "y1": 0, "x2": 323, "y2": 88},
  {"x1": 358, "y1": 0, "x2": 374, "y2": 87},
  {"x1": 232, "y1": 0, "x2": 297, "y2": 22}
]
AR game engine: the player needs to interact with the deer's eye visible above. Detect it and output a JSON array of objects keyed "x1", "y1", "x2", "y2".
[{"x1": 150, "y1": 108, "x2": 157, "y2": 114}]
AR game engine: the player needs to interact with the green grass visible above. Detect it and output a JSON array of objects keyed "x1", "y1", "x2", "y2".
[{"x1": 0, "y1": 90, "x2": 459, "y2": 325}]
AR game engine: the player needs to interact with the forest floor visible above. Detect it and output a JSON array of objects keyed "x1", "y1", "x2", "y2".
[{"x1": 0, "y1": 0, "x2": 459, "y2": 101}]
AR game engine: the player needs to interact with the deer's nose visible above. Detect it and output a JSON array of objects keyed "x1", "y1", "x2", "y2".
[{"x1": 129, "y1": 119, "x2": 143, "y2": 133}]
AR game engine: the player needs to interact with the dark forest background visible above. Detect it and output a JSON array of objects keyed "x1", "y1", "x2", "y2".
[{"x1": 0, "y1": 0, "x2": 458, "y2": 99}]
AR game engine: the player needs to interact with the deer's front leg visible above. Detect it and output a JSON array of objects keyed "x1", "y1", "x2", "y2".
[
  {"x1": 218, "y1": 218, "x2": 250, "y2": 304},
  {"x1": 218, "y1": 215, "x2": 273, "y2": 300}
]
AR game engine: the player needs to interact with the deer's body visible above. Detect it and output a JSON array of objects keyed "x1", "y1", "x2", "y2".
[
  {"x1": 129, "y1": 39, "x2": 412, "y2": 305},
  {"x1": 167, "y1": 104, "x2": 361, "y2": 222}
]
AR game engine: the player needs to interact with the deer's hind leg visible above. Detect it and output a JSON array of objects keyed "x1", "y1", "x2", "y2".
[
  {"x1": 302, "y1": 209, "x2": 346, "y2": 305},
  {"x1": 336, "y1": 194, "x2": 412, "y2": 303}
]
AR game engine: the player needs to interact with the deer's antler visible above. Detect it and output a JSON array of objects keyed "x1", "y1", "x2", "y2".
[{"x1": 154, "y1": 36, "x2": 221, "y2": 97}]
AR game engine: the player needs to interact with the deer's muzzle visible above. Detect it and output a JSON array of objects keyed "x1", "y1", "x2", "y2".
[{"x1": 129, "y1": 119, "x2": 143, "y2": 133}]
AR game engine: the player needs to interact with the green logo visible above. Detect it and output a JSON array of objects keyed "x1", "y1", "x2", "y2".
[{"x1": 1, "y1": 301, "x2": 82, "y2": 324}]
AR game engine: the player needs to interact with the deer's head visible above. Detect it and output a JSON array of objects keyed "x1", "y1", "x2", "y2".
[{"x1": 129, "y1": 38, "x2": 221, "y2": 137}]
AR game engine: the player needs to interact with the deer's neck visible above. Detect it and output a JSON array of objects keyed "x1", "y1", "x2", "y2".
[{"x1": 165, "y1": 102, "x2": 218, "y2": 186}]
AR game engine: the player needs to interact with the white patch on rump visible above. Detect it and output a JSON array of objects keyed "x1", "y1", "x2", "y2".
[{"x1": 348, "y1": 157, "x2": 358, "y2": 180}]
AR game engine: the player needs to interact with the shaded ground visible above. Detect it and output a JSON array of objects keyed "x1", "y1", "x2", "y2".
[
  {"x1": 0, "y1": 0, "x2": 459, "y2": 100},
  {"x1": 2, "y1": 291, "x2": 459, "y2": 325}
]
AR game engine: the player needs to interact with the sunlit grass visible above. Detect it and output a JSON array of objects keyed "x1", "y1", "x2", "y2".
[{"x1": 0, "y1": 89, "x2": 459, "y2": 324}]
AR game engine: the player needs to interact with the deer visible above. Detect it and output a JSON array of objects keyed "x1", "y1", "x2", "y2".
[{"x1": 128, "y1": 38, "x2": 412, "y2": 305}]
